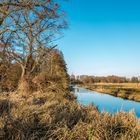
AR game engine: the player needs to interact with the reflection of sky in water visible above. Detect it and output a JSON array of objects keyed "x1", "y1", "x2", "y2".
[{"x1": 74, "y1": 87, "x2": 140, "y2": 117}]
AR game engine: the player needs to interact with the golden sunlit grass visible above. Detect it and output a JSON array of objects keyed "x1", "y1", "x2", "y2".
[
  {"x1": 81, "y1": 83, "x2": 140, "y2": 102},
  {"x1": 0, "y1": 89, "x2": 140, "y2": 140},
  {"x1": 91, "y1": 83, "x2": 140, "y2": 88}
]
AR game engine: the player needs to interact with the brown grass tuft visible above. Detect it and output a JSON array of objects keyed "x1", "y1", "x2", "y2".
[{"x1": 0, "y1": 89, "x2": 140, "y2": 140}]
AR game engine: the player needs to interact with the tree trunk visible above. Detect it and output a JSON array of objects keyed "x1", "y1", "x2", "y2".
[
  {"x1": 18, "y1": 65, "x2": 34, "y2": 95},
  {"x1": 18, "y1": 76, "x2": 31, "y2": 94}
]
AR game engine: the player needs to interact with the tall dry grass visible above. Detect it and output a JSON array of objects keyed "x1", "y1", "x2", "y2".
[{"x1": 0, "y1": 89, "x2": 140, "y2": 140}]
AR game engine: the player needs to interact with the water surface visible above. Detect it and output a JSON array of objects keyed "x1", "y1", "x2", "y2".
[{"x1": 74, "y1": 87, "x2": 140, "y2": 117}]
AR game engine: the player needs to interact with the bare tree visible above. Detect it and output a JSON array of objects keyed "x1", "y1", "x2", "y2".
[{"x1": 0, "y1": 0, "x2": 67, "y2": 92}]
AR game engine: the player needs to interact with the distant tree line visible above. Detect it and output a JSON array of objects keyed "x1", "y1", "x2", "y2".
[{"x1": 70, "y1": 75, "x2": 140, "y2": 84}]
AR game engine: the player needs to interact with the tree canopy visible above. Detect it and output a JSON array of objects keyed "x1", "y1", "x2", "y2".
[{"x1": 0, "y1": 0, "x2": 69, "y2": 92}]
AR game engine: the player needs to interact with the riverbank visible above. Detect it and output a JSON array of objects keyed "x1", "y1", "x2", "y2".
[
  {"x1": 0, "y1": 88, "x2": 140, "y2": 139},
  {"x1": 79, "y1": 83, "x2": 140, "y2": 102}
]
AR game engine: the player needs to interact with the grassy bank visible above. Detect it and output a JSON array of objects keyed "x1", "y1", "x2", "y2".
[
  {"x1": 80, "y1": 83, "x2": 140, "y2": 102},
  {"x1": 0, "y1": 88, "x2": 140, "y2": 140}
]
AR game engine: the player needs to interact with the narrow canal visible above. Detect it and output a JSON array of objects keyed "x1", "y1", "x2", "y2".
[{"x1": 74, "y1": 87, "x2": 140, "y2": 117}]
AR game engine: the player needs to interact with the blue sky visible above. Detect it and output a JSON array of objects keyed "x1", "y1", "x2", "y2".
[{"x1": 58, "y1": 0, "x2": 140, "y2": 77}]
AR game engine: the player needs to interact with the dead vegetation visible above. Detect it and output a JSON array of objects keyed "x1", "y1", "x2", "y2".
[
  {"x1": 0, "y1": 89, "x2": 140, "y2": 140},
  {"x1": 81, "y1": 83, "x2": 140, "y2": 102},
  {"x1": 0, "y1": 1, "x2": 140, "y2": 140}
]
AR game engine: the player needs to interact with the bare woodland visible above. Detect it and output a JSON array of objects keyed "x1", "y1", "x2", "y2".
[{"x1": 0, "y1": 0, "x2": 69, "y2": 93}]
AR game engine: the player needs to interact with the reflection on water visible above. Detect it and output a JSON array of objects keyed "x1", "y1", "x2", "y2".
[{"x1": 74, "y1": 87, "x2": 140, "y2": 117}]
